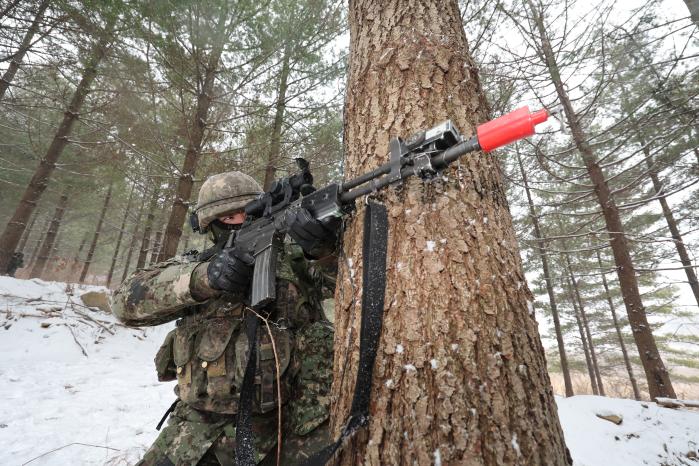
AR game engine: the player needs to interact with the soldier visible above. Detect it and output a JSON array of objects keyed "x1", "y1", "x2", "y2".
[{"x1": 111, "y1": 171, "x2": 338, "y2": 466}]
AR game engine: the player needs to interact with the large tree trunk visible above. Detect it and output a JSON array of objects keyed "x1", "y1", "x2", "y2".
[
  {"x1": 516, "y1": 150, "x2": 573, "y2": 396},
  {"x1": 79, "y1": 184, "x2": 113, "y2": 283},
  {"x1": 30, "y1": 189, "x2": 69, "y2": 279},
  {"x1": 564, "y1": 254, "x2": 605, "y2": 396},
  {"x1": 0, "y1": 0, "x2": 49, "y2": 101},
  {"x1": 529, "y1": 2, "x2": 675, "y2": 399},
  {"x1": 596, "y1": 250, "x2": 642, "y2": 400},
  {"x1": 158, "y1": 24, "x2": 227, "y2": 261},
  {"x1": 263, "y1": 50, "x2": 291, "y2": 190},
  {"x1": 0, "y1": 23, "x2": 113, "y2": 274},
  {"x1": 136, "y1": 188, "x2": 159, "y2": 270},
  {"x1": 106, "y1": 185, "x2": 135, "y2": 287},
  {"x1": 332, "y1": 1, "x2": 570, "y2": 464}
]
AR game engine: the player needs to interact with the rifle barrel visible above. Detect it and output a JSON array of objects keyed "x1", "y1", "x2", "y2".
[{"x1": 339, "y1": 136, "x2": 480, "y2": 203}]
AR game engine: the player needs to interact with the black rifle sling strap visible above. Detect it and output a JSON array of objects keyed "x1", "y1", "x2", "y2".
[
  {"x1": 302, "y1": 200, "x2": 389, "y2": 466},
  {"x1": 235, "y1": 311, "x2": 260, "y2": 465}
]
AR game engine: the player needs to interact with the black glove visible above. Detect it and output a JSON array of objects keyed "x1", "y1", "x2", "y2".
[
  {"x1": 285, "y1": 208, "x2": 340, "y2": 259},
  {"x1": 207, "y1": 247, "x2": 254, "y2": 294}
]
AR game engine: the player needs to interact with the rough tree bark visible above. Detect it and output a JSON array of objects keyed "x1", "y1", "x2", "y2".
[
  {"x1": 516, "y1": 150, "x2": 573, "y2": 397},
  {"x1": 106, "y1": 185, "x2": 135, "y2": 287},
  {"x1": 263, "y1": 49, "x2": 291, "y2": 190},
  {"x1": 596, "y1": 250, "x2": 641, "y2": 400},
  {"x1": 79, "y1": 183, "x2": 112, "y2": 283},
  {"x1": 529, "y1": 2, "x2": 675, "y2": 398},
  {"x1": 564, "y1": 255, "x2": 605, "y2": 396},
  {"x1": 30, "y1": 189, "x2": 69, "y2": 279},
  {"x1": 0, "y1": 0, "x2": 50, "y2": 101},
  {"x1": 331, "y1": 1, "x2": 570, "y2": 464},
  {"x1": 0, "y1": 21, "x2": 113, "y2": 274}
]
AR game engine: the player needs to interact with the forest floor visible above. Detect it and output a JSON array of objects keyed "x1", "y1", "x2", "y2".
[{"x1": 1, "y1": 276, "x2": 698, "y2": 466}]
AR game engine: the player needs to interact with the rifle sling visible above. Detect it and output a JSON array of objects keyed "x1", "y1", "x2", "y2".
[
  {"x1": 301, "y1": 200, "x2": 389, "y2": 466},
  {"x1": 235, "y1": 312, "x2": 260, "y2": 465}
]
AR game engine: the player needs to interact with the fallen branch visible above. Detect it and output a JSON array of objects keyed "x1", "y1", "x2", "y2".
[
  {"x1": 66, "y1": 323, "x2": 88, "y2": 357},
  {"x1": 21, "y1": 442, "x2": 119, "y2": 465},
  {"x1": 655, "y1": 397, "x2": 699, "y2": 409}
]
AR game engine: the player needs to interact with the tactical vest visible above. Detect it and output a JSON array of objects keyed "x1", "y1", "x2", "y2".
[{"x1": 153, "y1": 244, "x2": 324, "y2": 415}]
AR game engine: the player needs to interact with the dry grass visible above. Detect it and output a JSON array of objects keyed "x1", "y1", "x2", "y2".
[{"x1": 549, "y1": 371, "x2": 699, "y2": 400}]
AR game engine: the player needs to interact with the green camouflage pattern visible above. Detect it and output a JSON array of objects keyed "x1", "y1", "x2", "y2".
[
  {"x1": 286, "y1": 321, "x2": 334, "y2": 436},
  {"x1": 195, "y1": 171, "x2": 262, "y2": 231},
  {"x1": 113, "y1": 242, "x2": 336, "y2": 465},
  {"x1": 111, "y1": 258, "x2": 203, "y2": 327}
]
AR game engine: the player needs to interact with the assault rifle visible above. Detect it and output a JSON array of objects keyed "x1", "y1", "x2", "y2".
[{"x1": 195, "y1": 106, "x2": 550, "y2": 310}]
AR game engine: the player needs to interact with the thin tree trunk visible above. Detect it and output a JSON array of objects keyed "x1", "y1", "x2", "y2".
[
  {"x1": 642, "y1": 149, "x2": 699, "y2": 308},
  {"x1": 516, "y1": 150, "x2": 573, "y2": 396},
  {"x1": 150, "y1": 230, "x2": 163, "y2": 265},
  {"x1": 158, "y1": 12, "x2": 227, "y2": 261},
  {"x1": 333, "y1": 1, "x2": 570, "y2": 463},
  {"x1": 263, "y1": 50, "x2": 291, "y2": 190},
  {"x1": 564, "y1": 255, "x2": 605, "y2": 396},
  {"x1": 27, "y1": 218, "x2": 51, "y2": 269},
  {"x1": 0, "y1": 22, "x2": 113, "y2": 274},
  {"x1": 137, "y1": 188, "x2": 159, "y2": 270},
  {"x1": 30, "y1": 189, "x2": 69, "y2": 279},
  {"x1": 529, "y1": 1, "x2": 675, "y2": 399},
  {"x1": 17, "y1": 210, "x2": 38, "y2": 253},
  {"x1": 79, "y1": 184, "x2": 113, "y2": 283},
  {"x1": 121, "y1": 195, "x2": 145, "y2": 282},
  {"x1": 0, "y1": 0, "x2": 49, "y2": 101},
  {"x1": 71, "y1": 232, "x2": 89, "y2": 280},
  {"x1": 565, "y1": 274, "x2": 598, "y2": 395},
  {"x1": 106, "y1": 185, "x2": 135, "y2": 287},
  {"x1": 596, "y1": 250, "x2": 642, "y2": 400}
]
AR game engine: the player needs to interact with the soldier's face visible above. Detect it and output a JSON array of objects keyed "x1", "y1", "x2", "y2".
[{"x1": 219, "y1": 210, "x2": 246, "y2": 226}]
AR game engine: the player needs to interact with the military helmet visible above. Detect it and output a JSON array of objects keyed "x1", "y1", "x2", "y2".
[{"x1": 194, "y1": 171, "x2": 262, "y2": 231}]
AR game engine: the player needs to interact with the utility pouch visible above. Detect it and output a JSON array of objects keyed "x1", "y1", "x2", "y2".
[
  {"x1": 154, "y1": 328, "x2": 177, "y2": 382},
  {"x1": 174, "y1": 325, "x2": 197, "y2": 386},
  {"x1": 196, "y1": 317, "x2": 239, "y2": 400}
]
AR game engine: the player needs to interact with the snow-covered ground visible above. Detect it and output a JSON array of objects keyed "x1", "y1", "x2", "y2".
[
  {"x1": 1, "y1": 277, "x2": 698, "y2": 465},
  {"x1": 0, "y1": 277, "x2": 174, "y2": 465}
]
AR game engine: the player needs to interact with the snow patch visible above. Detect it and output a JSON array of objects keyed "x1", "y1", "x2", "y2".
[
  {"x1": 404, "y1": 364, "x2": 417, "y2": 372},
  {"x1": 434, "y1": 448, "x2": 442, "y2": 466},
  {"x1": 425, "y1": 240, "x2": 436, "y2": 252},
  {"x1": 511, "y1": 433, "x2": 521, "y2": 456},
  {"x1": 430, "y1": 359, "x2": 439, "y2": 369},
  {"x1": 396, "y1": 344, "x2": 404, "y2": 354}
]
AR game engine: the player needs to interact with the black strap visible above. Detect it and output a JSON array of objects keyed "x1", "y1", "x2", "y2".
[
  {"x1": 156, "y1": 398, "x2": 180, "y2": 431},
  {"x1": 301, "y1": 200, "x2": 389, "y2": 466},
  {"x1": 235, "y1": 312, "x2": 260, "y2": 465}
]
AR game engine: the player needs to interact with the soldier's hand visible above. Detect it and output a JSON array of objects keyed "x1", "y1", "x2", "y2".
[
  {"x1": 207, "y1": 247, "x2": 254, "y2": 294},
  {"x1": 285, "y1": 208, "x2": 340, "y2": 259}
]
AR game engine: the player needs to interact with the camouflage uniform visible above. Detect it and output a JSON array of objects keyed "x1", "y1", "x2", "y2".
[{"x1": 112, "y1": 243, "x2": 334, "y2": 466}]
